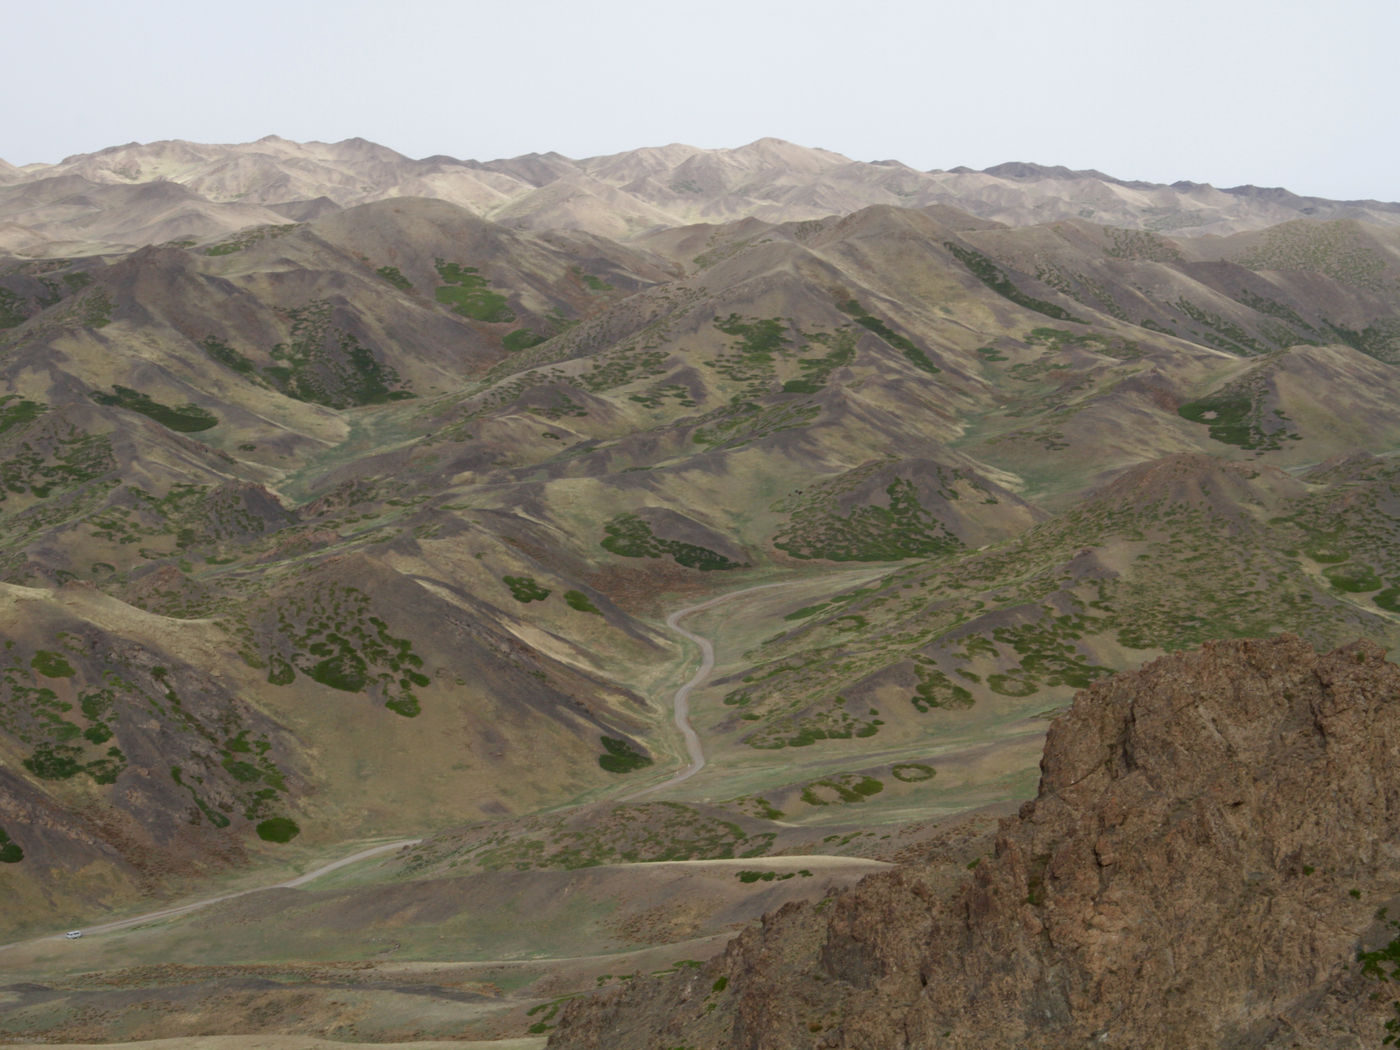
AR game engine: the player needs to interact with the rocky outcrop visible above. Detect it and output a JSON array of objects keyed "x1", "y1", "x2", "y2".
[{"x1": 548, "y1": 635, "x2": 1400, "y2": 1049}]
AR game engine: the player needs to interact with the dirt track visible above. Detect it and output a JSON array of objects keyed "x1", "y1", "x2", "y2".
[
  {"x1": 628, "y1": 580, "x2": 801, "y2": 797},
  {"x1": 0, "y1": 838, "x2": 419, "y2": 951}
]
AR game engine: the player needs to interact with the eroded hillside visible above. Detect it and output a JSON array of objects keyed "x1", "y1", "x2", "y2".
[{"x1": 2, "y1": 142, "x2": 1400, "y2": 1043}]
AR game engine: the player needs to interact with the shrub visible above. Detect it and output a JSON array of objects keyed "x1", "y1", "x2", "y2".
[
  {"x1": 256, "y1": 817, "x2": 300, "y2": 843},
  {"x1": 1325, "y1": 563, "x2": 1382, "y2": 593},
  {"x1": 376, "y1": 265, "x2": 413, "y2": 291},
  {"x1": 90, "y1": 386, "x2": 218, "y2": 432},
  {"x1": 308, "y1": 652, "x2": 369, "y2": 691},
  {"x1": 1374, "y1": 588, "x2": 1400, "y2": 613},
  {"x1": 598, "y1": 736, "x2": 653, "y2": 773},
  {"x1": 0, "y1": 827, "x2": 22, "y2": 863},
  {"x1": 564, "y1": 589, "x2": 601, "y2": 614},
  {"x1": 504, "y1": 575, "x2": 551, "y2": 602},
  {"x1": 24, "y1": 743, "x2": 84, "y2": 780},
  {"x1": 267, "y1": 656, "x2": 296, "y2": 686},
  {"x1": 31, "y1": 650, "x2": 75, "y2": 677},
  {"x1": 434, "y1": 260, "x2": 515, "y2": 323},
  {"x1": 892, "y1": 763, "x2": 936, "y2": 782},
  {"x1": 503, "y1": 328, "x2": 546, "y2": 352},
  {"x1": 601, "y1": 514, "x2": 746, "y2": 571}
]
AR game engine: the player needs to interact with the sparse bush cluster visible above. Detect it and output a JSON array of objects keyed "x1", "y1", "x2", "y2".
[
  {"x1": 434, "y1": 259, "x2": 516, "y2": 323},
  {"x1": 774, "y1": 478, "x2": 962, "y2": 562},
  {"x1": 0, "y1": 826, "x2": 22, "y2": 863},
  {"x1": 944, "y1": 241, "x2": 1086, "y2": 322},
  {"x1": 601, "y1": 514, "x2": 746, "y2": 571},
  {"x1": 258, "y1": 582, "x2": 429, "y2": 717},
  {"x1": 598, "y1": 735, "x2": 653, "y2": 773},
  {"x1": 504, "y1": 575, "x2": 552, "y2": 602},
  {"x1": 90, "y1": 385, "x2": 218, "y2": 433}
]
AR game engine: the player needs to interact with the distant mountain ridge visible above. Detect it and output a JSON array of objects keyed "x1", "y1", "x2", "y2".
[{"x1": 2, "y1": 136, "x2": 1397, "y2": 257}]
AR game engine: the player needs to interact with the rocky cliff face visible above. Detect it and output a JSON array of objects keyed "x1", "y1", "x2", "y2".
[{"x1": 548, "y1": 635, "x2": 1400, "y2": 1049}]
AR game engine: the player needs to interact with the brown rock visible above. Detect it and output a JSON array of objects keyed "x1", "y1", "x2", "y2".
[{"x1": 549, "y1": 636, "x2": 1400, "y2": 1049}]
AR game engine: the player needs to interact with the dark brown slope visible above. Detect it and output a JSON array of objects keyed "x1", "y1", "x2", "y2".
[{"x1": 549, "y1": 635, "x2": 1400, "y2": 1049}]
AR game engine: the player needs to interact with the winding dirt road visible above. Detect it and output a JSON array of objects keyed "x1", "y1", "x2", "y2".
[
  {"x1": 628, "y1": 580, "x2": 800, "y2": 798},
  {"x1": 4, "y1": 581, "x2": 807, "y2": 947},
  {"x1": 0, "y1": 838, "x2": 419, "y2": 951}
]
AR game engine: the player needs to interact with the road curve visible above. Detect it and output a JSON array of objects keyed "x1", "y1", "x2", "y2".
[
  {"x1": 6, "y1": 583, "x2": 816, "y2": 943},
  {"x1": 0, "y1": 837, "x2": 420, "y2": 950},
  {"x1": 627, "y1": 580, "x2": 801, "y2": 798}
]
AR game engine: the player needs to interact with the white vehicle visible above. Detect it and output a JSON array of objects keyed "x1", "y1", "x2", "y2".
[{"x1": 65, "y1": 930, "x2": 82, "y2": 940}]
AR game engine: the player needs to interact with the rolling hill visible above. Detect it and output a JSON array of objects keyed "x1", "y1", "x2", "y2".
[{"x1": 2, "y1": 136, "x2": 1400, "y2": 1045}]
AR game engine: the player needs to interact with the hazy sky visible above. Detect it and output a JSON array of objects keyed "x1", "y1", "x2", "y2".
[{"x1": 10, "y1": 0, "x2": 1396, "y2": 200}]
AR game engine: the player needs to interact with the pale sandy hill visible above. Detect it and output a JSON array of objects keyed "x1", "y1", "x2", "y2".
[
  {"x1": 479, "y1": 150, "x2": 580, "y2": 186},
  {"x1": 0, "y1": 175, "x2": 294, "y2": 254},
  {"x1": 489, "y1": 174, "x2": 683, "y2": 239},
  {"x1": 578, "y1": 141, "x2": 706, "y2": 183},
  {"x1": 7, "y1": 136, "x2": 1400, "y2": 258}
]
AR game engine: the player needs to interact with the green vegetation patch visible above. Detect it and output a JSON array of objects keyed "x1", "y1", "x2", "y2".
[
  {"x1": 691, "y1": 400, "x2": 821, "y2": 450},
  {"x1": 745, "y1": 701, "x2": 882, "y2": 749},
  {"x1": 376, "y1": 265, "x2": 413, "y2": 291},
  {"x1": 0, "y1": 286, "x2": 30, "y2": 329},
  {"x1": 702, "y1": 313, "x2": 801, "y2": 399},
  {"x1": 1324, "y1": 563, "x2": 1383, "y2": 593},
  {"x1": 1026, "y1": 326, "x2": 1142, "y2": 360},
  {"x1": 258, "y1": 582, "x2": 427, "y2": 717},
  {"x1": 203, "y1": 224, "x2": 297, "y2": 256},
  {"x1": 1374, "y1": 589, "x2": 1400, "y2": 614},
  {"x1": 784, "y1": 328, "x2": 858, "y2": 393},
  {"x1": 564, "y1": 589, "x2": 601, "y2": 614},
  {"x1": 24, "y1": 743, "x2": 85, "y2": 780},
  {"x1": 1237, "y1": 220, "x2": 1389, "y2": 291},
  {"x1": 31, "y1": 650, "x2": 75, "y2": 678},
  {"x1": 1323, "y1": 319, "x2": 1400, "y2": 364},
  {"x1": 255, "y1": 817, "x2": 301, "y2": 843},
  {"x1": 1105, "y1": 228, "x2": 1183, "y2": 263},
  {"x1": 991, "y1": 613, "x2": 1113, "y2": 691},
  {"x1": 774, "y1": 479, "x2": 963, "y2": 562},
  {"x1": 0, "y1": 396, "x2": 43, "y2": 435},
  {"x1": 601, "y1": 514, "x2": 747, "y2": 571},
  {"x1": 503, "y1": 328, "x2": 547, "y2": 352},
  {"x1": 598, "y1": 735, "x2": 653, "y2": 774},
  {"x1": 504, "y1": 575, "x2": 551, "y2": 602},
  {"x1": 836, "y1": 298, "x2": 939, "y2": 373},
  {"x1": 1173, "y1": 297, "x2": 1269, "y2": 355},
  {"x1": 944, "y1": 241, "x2": 1087, "y2": 322},
  {"x1": 737, "y1": 869, "x2": 811, "y2": 883},
  {"x1": 265, "y1": 300, "x2": 412, "y2": 408},
  {"x1": 715, "y1": 314, "x2": 788, "y2": 360},
  {"x1": 573, "y1": 266, "x2": 615, "y2": 292},
  {"x1": 800, "y1": 774, "x2": 884, "y2": 806},
  {"x1": 200, "y1": 336, "x2": 258, "y2": 375},
  {"x1": 1357, "y1": 918, "x2": 1400, "y2": 1043},
  {"x1": 1178, "y1": 388, "x2": 1294, "y2": 451},
  {"x1": 0, "y1": 826, "x2": 22, "y2": 863},
  {"x1": 434, "y1": 260, "x2": 516, "y2": 323},
  {"x1": 90, "y1": 386, "x2": 218, "y2": 432},
  {"x1": 891, "y1": 762, "x2": 936, "y2": 782},
  {"x1": 911, "y1": 664, "x2": 973, "y2": 711}
]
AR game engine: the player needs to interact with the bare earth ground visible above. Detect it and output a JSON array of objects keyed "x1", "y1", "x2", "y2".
[{"x1": 0, "y1": 572, "x2": 1032, "y2": 1045}]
